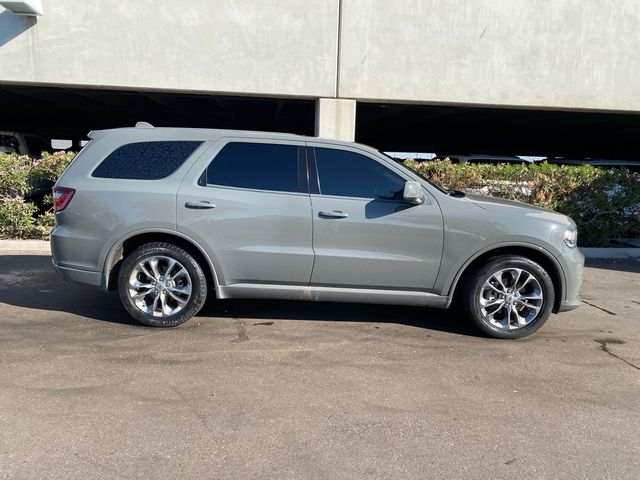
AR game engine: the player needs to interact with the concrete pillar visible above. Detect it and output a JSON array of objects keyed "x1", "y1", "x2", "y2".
[{"x1": 315, "y1": 98, "x2": 356, "y2": 142}]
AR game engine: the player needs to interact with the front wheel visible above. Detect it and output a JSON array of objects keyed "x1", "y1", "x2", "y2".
[
  {"x1": 118, "y1": 242, "x2": 207, "y2": 327},
  {"x1": 462, "y1": 255, "x2": 555, "y2": 339}
]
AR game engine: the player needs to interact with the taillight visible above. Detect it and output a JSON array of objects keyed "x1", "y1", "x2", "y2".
[{"x1": 52, "y1": 187, "x2": 75, "y2": 212}]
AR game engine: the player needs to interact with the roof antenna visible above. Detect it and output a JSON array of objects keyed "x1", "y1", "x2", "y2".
[{"x1": 135, "y1": 121, "x2": 154, "y2": 128}]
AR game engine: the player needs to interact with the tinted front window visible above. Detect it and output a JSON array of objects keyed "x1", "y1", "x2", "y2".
[
  {"x1": 315, "y1": 147, "x2": 405, "y2": 200},
  {"x1": 206, "y1": 142, "x2": 299, "y2": 193},
  {"x1": 92, "y1": 141, "x2": 201, "y2": 180}
]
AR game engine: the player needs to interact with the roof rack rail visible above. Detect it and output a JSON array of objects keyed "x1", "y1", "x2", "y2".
[{"x1": 135, "y1": 121, "x2": 154, "y2": 128}]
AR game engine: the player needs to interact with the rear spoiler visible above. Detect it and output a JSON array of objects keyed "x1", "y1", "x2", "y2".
[{"x1": 88, "y1": 121, "x2": 154, "y2": 139}]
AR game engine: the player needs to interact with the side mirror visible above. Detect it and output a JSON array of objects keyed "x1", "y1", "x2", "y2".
[{"x1": 403, "y1": 181, "x2": 425, "y2": 205}]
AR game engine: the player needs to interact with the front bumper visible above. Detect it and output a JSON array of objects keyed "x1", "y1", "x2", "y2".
[
  {"x1": 555, "y1": 246, "x2": 584, "y2": 313},
  {"x1": 559, "y1": 296, "x2": 582, "y2": 312}
]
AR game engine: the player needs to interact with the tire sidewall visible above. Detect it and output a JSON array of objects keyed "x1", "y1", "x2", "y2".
[
  {"x1": 118, "y1": 243, "x2": 207, "y2": 327},
  {"x1": 465, "y1": 256, "x2": 555, "y2": 339}
]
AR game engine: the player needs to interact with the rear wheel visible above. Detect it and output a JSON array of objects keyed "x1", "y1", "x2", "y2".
[
  {"x1": 462, "y1": 255, "x2": 555, "y2": 339},
  {"x1": 118, "y1": 242, "x2": 207, "y2": 327}
]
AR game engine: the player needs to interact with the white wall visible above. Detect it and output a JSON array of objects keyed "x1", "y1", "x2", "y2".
[
  {"x1": 339, "y1": 0, "x2": 640, "y2": 111},
  {"x1": 1, "y1": 0, "x2": 640, "y2": 112},
  {"x1": 0, "y1": 0, "x2": 339, "y2": 97}
]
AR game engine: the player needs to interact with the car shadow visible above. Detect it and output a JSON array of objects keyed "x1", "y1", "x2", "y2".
[
  {"x1": 201, "y1": 298, "x2": 479, "y2": 336},
  {"x1": 0, "y1": 254, "x2": 137, "y2": 325},
  {"x1": 0, "y1": 254, "x2": 480, "y2": 336}
]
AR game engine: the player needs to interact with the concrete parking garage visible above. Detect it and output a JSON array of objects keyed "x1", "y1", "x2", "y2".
[{"x1": 2, "y1": 84, "x2": 640, "y2": 159}]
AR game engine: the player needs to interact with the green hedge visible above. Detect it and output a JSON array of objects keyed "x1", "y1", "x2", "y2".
[
  {"x1": 0, "y1": 151, "x2": 76, "y2": 239},
  {"x1": 404, "y1": 159, "x2": 640, "y2": 247},
  {"x1": 1, "y1": 151, "x2": 639, "y2": 246}
]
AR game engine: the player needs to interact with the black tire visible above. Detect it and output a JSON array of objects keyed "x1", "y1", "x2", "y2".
[
  {"x1": 118, "y1": 242, "x2": 207, "y2": 327},
  {"x1": 462, "y1": 255, "x2": 555, "y2": 339}
]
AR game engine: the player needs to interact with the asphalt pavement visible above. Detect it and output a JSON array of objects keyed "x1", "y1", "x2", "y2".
[{"x1": 0, "y1": 253, "x2": 638, "y2": 479}]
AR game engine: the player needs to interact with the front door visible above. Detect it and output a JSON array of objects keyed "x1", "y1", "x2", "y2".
[
  {"x1": 177, "y1": 139, "x2": 313, "y2": 286},
  {"x1": 308, "y1": 144, "x2": 444, "y2": 291}
]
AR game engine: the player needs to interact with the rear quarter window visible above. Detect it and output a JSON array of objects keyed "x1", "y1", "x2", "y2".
[{"x1": 92, "y1": 141, "x2": 202, "y2": 180}]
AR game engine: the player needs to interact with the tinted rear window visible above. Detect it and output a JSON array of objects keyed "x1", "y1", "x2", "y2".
[
  {"x1": 92, "y1": 141, "x2": 202, "y2": 179},
  {"x1": 206, "y1": 142, "x2": 299, "y2": 193}
]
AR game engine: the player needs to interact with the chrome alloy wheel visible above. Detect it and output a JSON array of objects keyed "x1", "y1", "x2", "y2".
[
  {"x1": 478, "y1": 268, "x2": 544, "y2": 331},
  {"x1": 127, "y1": 255, "x2": 192, "y2": 317}
]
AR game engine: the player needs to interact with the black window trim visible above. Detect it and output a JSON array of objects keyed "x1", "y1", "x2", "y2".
[
  {"x1": 307, "y1": 145, "x2": 410, "y2": 202},
  {"x1": 202, "y1": 140, "x2": 308, "y2": 195},
  {"x1": 298, "y1": 146, "x2": 310, "y2": 194},
  {"x1": 306, "y1": 146, "x2": 320, "y2": 195}
]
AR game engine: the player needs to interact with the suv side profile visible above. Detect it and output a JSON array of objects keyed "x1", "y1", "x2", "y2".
[{"x1": 51, "y1": 124, "x2": 583, "y2": 339}]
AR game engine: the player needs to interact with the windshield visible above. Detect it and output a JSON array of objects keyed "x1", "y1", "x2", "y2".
[{"x1": 381, "y1": 152, "x2": 448, "y2": 194}]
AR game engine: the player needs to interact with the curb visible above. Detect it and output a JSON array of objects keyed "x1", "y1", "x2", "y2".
[
  {"x1": 580, "y1": 247, "x2": 640, "y2": 260},
  {"x1": 0, "y1": 240, "x2": 51, "y2": 254}
]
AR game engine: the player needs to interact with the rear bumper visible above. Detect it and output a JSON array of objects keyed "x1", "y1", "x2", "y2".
[
  {"x1": 50, "y1": 227, "x2": 105, "y2": 289},
  {"x1": 52, "y1": 261, "x2": 102, "y2": 288}
]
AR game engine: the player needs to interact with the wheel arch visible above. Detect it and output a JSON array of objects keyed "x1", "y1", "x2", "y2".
[
  {"x1": 447, "y1": 244, "x2": 565, "y2": 313},
  {"x1": 103, "y1": 229, "x2": 221, "y2": 297}
]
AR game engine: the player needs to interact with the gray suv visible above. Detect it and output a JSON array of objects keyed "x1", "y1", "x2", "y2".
[{"x1": 51, "y1": 124, "x2": 583, "y2": 338}]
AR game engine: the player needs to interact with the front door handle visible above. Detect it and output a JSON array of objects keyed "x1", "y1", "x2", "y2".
[
  {"x1": 318, "y1": 210, "x2": 349, "y2": 219},
  {"x1": 185, "y1": 201, "x2": 216, "y2": 210}
]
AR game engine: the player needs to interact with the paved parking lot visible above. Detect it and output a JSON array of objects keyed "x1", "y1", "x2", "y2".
[{"x1": 0, "y1": 253, "x2": 639, "y2": 479}]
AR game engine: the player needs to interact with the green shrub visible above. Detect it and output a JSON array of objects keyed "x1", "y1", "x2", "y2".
[
  {"x1": 0, "y1": 151, "x2": 638, "y2": 246},
  {"x1": 1, "y1": 151, "x2": 76, "y2": 193},
  {"x1": 0, "y1": 197, "x2": 38, "y2": 238},
  {"x1": 0, "y1": 151, "x2": 76, "y2": 239},
  {"x1": 404, "y1": 159, "x2": 640, "y2": 247},
  {"x1": 0, "y1": 153, "x2": 31, "y2": 197},
  {"x1": 29, "y1": 151, "x2": 77, "y2": 186}
]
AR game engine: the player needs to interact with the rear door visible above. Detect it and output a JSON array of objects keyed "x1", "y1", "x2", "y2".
[
  {"x1": 307, "y1": 144, "x2": 444, "y2": 291},
  {"x1": 177, "y1": 138, "x2": 313, "y2": 286}
]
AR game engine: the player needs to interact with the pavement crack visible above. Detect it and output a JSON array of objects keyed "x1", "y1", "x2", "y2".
[
  {"x1": 594, "y1": 338, "x2": 640, "y2": 371},
  {"x1": 583, "y1": 300, "x2": 616, "y2": 316},
  {"x1": 168, "y1": 384, "x2": 211, "y2": 430}
]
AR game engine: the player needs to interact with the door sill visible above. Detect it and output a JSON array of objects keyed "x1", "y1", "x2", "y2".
[{"x1": 218, "y1": 283, "x2": 449, "y2": 308}]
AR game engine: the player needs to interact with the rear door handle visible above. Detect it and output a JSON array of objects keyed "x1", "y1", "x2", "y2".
[
  {"x1": 318, "y1": 210, "x2": 349, "y2": 219},
  {"x1": 185, "y1": 201, "x2": 216, "y2": 210}
]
